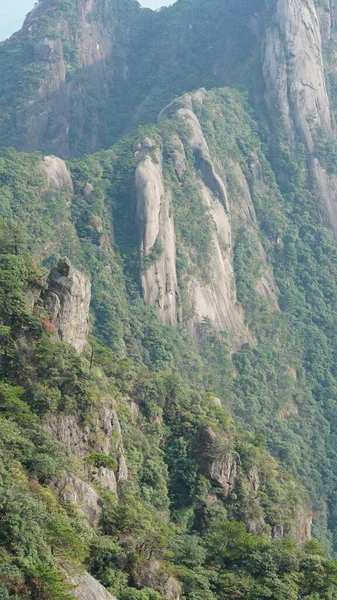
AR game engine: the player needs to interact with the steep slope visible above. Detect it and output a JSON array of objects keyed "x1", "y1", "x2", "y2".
[
  {"x1": 3, "y1": 0, "x2": 337, "y2": 241},
  {"x1": 0, "y1": 0, "x2": 141, "y2": 155},
  {"x1": 0, "y1": 0, "x2": 264, "y2": 156},
  {"x1": 5, "y1": 0, "x2": 337, "y2": 597},
  {"x1": 0, "y1": 84, "x2": 336, "y2": 554},
  {"x1": 0, "y1": 221, "x2": 320, "y2": 600}
]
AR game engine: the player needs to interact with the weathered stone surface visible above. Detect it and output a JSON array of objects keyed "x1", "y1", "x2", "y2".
[
  {"x1": 69, "y1": 571, "x2": 117, "y2": 600},
  {"x1": 40, "y1": 155, "x2": 73, "y2": 192},
  {"x1": 52, "y1": 474, "x2": 102, "y2": 526},
  {"x1": 20, "y1": 0, "x2": 131, "y2": 156},
  {"x1": 263, "y1": 0, "x2": 331, "y2": 149},
  {"x1": 135, "y1": 137, "x2": 180, "y2": 327},
  {"x1": 44, "y1": 258, "x2": 91, "y2": 353},
  {"x1": 83, "y1": 183, "x2": 95, "y2": 203},
  {"x1": 273, "y1": 508, "x2": 311, "y2": 544},
  {"x1": 159, "y1": 93, "x2": 245, "y2": 345},
  {"x1": 45, "y1": 403, "x2": 128, "y2": 484},
  {"x1": 263, "y1": 0, "x2": 337, "y2": 239},
  {"x1": 273, "y1": 523, "x2": 285, "y2": 539},
  {"x1": 208, "y1": 451, "x2": 240, "y2": 497},
  {"x1": 197, "y1": 426, "x2": 240, "y2": 497},
  {"x1": 247, "y1": 466, "x2": 261, "y2": 494},
  {"x1": 45, "y1": 406, "x2": 114, "y2": 458},
  {"x1": 293, "y1": 508, "x2": 312, "y2": 545},
  {"x1": 91, "y1": 466, "x2": 117, "y2": 493},
  {"x1": 133, "y1": 560, "x2": 181, "y2": 600},
  {"x1": 159, "y1": 90, "x2": 229, "y2": 211}
]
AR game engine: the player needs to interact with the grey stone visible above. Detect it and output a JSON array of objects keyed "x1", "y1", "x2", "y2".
[
  {"x1": 44, "y1": 258, "x2": 91, "y2": 353},
  {"x1": 69, "y1": 571, "x2": 117, "y2": 600}
]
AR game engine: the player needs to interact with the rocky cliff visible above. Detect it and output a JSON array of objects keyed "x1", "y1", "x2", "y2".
[
  {"x1": 135, "y1": 137, "x2": 180, "y2": 327},
  {"x1": 69, "y1": 572, "x2": 118, "y2": 600},
  {"x1": 12, "y1": 0, "x2": 139, "y2": 156},
  {"x1": 196, "y1": 425, "x2": 312, "y2": 544},
  {"x1": 3, "y1": 0, "x2": 337, "y2": 240},
  {"x1": 5, "y1": 0, "x2": 337, "y2": 596},
  {"x1": 263, "y1": 0, "x2": 337, "y2": 237},
  {"x1": 44, "y1": 257, "x2": 91, "y2": 353}
]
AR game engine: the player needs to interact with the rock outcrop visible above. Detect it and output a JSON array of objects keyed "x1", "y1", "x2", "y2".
[
  {"x1": 195, "y1": 425, "x2": 311, "y2": 543},
  {"x1": 159, "y1": 90, "x2": 229, "y2": 211},
  {"x1": 157, "y1": 92, "x2": 246, "y2": 344},
  {"x1": 135, "y1": 137, "x2": 180, "y2": 327},
  {"x1": 69, "y1": 572, "x2": 117, "y2": 600},
  {"x1": 133, "y1": 560, "x2": 181, "y2": 600},
  {"x1": 263, "y1": 0, "x2": 337, "y2": 238},
  {"x1": 39, "y1": 155, "x2": 73, "y2": 192},
  {"x1": 263, "y1": 0, "x2": 331, "y2": 149},
  {"x1": 133, "y1": 89, "x2": 280, "y2": 344},
  {"x1": 17, "y1": 0, "x2": 137, "y2": 156},
  {"x1": 45, "y1": 401, "x2": 127, "y2": 486},
  {"x1": 46, "y1": 402, "x2": 127, "y2": 527},
  {"x1": 197, "y1": 426, "x2": 240, "y2": 497},
  {"x1": 44, "y1": 258, "x2": 91, "y2": 353},
  {"x1": 52, "y1": 474, "x2": 102, "y2": 526}
]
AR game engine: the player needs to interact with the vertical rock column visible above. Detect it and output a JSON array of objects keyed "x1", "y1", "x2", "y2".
[
  {"x1": 135, "y1": 137, "x2": 179, "y2": 327},
  {"x1": 44, "y1": 257, "x2": 91, "y2": 353}
]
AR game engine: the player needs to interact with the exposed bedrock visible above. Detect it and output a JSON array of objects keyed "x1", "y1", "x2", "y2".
[
  {"x1": 69, "y1": 572, "x2": 118, "y2": 600},
  {"x1": 135, "y1": 137, "x2": 180, "y2": 327},
  {"x1": 39, "y1": 155, "x2": 73, "y2": 192},
  {"x1": 263, "y1": 0, "x2": 337, "y2": 238},
  {"x1": 44, "y1": 257, "x2": 91, "y2": 353}
]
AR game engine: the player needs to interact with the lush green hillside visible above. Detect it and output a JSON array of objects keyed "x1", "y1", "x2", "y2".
[{"x1": 2, "y1": 218, "x2": 337, "y2": 600}]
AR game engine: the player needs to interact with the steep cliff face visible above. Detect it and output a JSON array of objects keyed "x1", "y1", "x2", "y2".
[
  {"x1": 45, "y1": 399, "x2": 127, "y2": 482},
  {"x1": 39, "y1": 155, "x2": 73, "y2": 191},
  {"x1": 135, "y1": 137, "x2": 180, "y2": 327},
  {"x1": 156, "y1": 92, "x2": 246, "y2": 343},
  {"x1": 6, "y1": 1, "x2": 337, "y2": 596},
  {"x1": 134, "y1": 89, "x2": 279, "y2": 342},
  {"x1": 263, "y1": 0, "x2": 337, "y2": 237},
  {"x1": 3, "y1": 0, "x2": 140, "y2": 156},
  {"x1": 263, "y1": 0, "x2": 331, "y2": 147},
  {"x1": 44, "y1": 257, "x2": 91, "y2": 353},
  {"x1": 195, "y1": 425, "x2": 312, "y2": 544}
]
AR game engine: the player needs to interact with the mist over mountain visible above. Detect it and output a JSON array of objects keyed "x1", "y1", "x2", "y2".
[{"x1": 2, "y1": 0, "x2": 337, "y2": 599}]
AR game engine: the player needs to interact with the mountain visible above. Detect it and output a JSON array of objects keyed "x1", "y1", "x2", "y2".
[{"x1": 3, "y1": 0, "x2": 337, "y2": 599}]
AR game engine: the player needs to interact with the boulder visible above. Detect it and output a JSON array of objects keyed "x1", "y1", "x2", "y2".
[
  {"x1": 69, "y1": 571, "x2": 117, "y2": 600},
  {"x1": 40, "y1": 155, "x2": 73, "y2": 192}
]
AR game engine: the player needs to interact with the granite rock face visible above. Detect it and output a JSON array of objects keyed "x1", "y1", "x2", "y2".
[
  {"x1": 18, "y1": 0, "x2": 135, "y2": 156},
  {"x1": 133, "y1": 89, "x2": 281, "y2": 346},
  {"x1": 39, "y1": 155, "x2": 73, "y2": 192},
  {"x1": 44, "y1": 258, "x2": 91, "y2": 353},
  {"x1": 69, "y1": 572, "x2": 118, "y2": 600},
  {"x1": 135, "y1": 137, "x2": 180, "y2": 327},
  {"x1": 197, "y1": 426, "x2": 240, "y2": 497},
  {"x1": 263, "y1": 0, "x2": 337, "y2": 238},
  {"x1": 263, "y1": 0, "x2": 331, "y2": 149},
  {"x1": 158, "y1": 93, "x2": 246, "y2": 345},
  {"x1": 45, "y1": 401, "x2": 127, "y2": 485},
  {"x1": 133, "y1": 560, "x2": 181, "y2": 600},
  {"x1": 52, "y1": 474, "x2": 102, "y2": 526}
]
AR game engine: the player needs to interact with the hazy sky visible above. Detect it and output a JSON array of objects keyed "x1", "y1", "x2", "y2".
[{"x1": 0, "y1": 0, "x2": 171, "y2": 42}]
